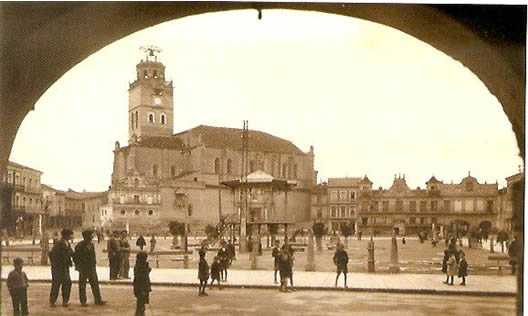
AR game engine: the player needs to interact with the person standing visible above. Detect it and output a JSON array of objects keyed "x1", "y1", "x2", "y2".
[
  {"x1": 134, "y1": 251, "x2": 152, "y2": 316},
  {"x1": 107, "y1": 231, "x2": 121, "y2": 280},
  {"x1": 149, "y1": 234, "x2": 157, "y2": 253},
  {"x1": 509, "y1": 236, "x2": 519, "y2": 274},
  {"x1": 7, "y1": 257, "x2": 29, "y2": 316},
  {"x1": 136, "y1": 234, "x2": 146, "y2": 251},
  {"x1": 458, "y1": 251, "x2": 468, "y2": 285},
  {"x1": 209, "y1": 256, "x2": 222, "y2": 290},
  {"x1": 197, "y1": 250, "x2": 209, "y2": 296},
  {"x1": 217, "y1": 240, "x2": 229, "y2": 282},
  {"x1": 120, "y1": 230, "x2": 131, "y2": 279},
  {"x1": 272, "y1": 240, "x2": 281, "y2": 284},
  {"x1": 227, "y1": 239, "x2": 236, "y2": 263},
  {"x1": 446, "y1": 251, "x2": 458, "y2": 285},
  {"x1": 278, "y1": 245, "x2": 292, "y2": 292},
  {"x1": 442, "y1": 250, "x2": 449, "y2": 284},
  {"x1": 333, "y1": 243, "x2": 349, "y2": 288},
  {"x1": 74, "y1": 230, "x2": 106, "y2": 307},
  {"x1": 49, "y1": 228, "x2": 74, "y2": 307}
]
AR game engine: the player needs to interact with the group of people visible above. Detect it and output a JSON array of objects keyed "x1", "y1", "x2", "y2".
[
  {"x1": 441, "y1": 238, "x2": 468, "y2": 285},
  {"x1": 7, "y1": 228, "x2": 153, "y2": 316},
  {"x1": 197, "y1": 239, "x2": 236, "y2": 296}
]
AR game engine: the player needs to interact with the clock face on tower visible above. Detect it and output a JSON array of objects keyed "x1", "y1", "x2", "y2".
[{"x1": 154, "y1": 97, "x2": 161, "y2": 105}]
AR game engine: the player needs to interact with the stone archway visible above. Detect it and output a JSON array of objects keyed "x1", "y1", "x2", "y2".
[{"x1": 0, "y1": 3, "x2": 524, "y2": 177}]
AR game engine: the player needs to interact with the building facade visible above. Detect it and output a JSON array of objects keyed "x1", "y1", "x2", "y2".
[
  {"x1": 356, "y1": 173, "x2": 499, "y2": 236},
  {"x1": 104, "y1": 52, "x2": 316, "y2": 233},
  {"x1": 2, "y1": 161, "x2": 44, "y2": 237},
  {"x1": 497, "y1": 171, "x2": 524, "y2": 235}
]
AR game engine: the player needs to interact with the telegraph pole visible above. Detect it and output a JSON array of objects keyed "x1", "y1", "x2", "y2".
[{"x1": 239, "y1": 120, "x2": 249, "y2": 253}]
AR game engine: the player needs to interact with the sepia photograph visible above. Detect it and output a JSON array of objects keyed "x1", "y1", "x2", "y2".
[{"x1": 0, "y1": 2, "x2": 525, "y2": 315}]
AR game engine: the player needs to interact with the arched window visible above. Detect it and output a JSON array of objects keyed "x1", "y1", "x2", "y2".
[
  {"x1": 131, "y1": 112, "x2": 134, "y2": 129},
  {"x1": 134, "y1": 178, "x2": 139, "y2": 186},
  {"x1": 271, "y1": 157, "x2": 276, "y2": 176},
  {"x1": 135, "y1": 210, "x2": 140, "y2": 215},
  {"x1": 148, "y1": 210, "x2": 153, "y2": 216},
  {"x1": 226, "y1": 159, "x2": 232, "y2": 174},
  {"x1": 170, "y1": 165, "x2": 176, "y2": 177},
  {"x1": 152, "y1": 164, "x2": 158, "y2": 177},
  {"x1": 160, "y1": 113, "x2": 166, "y2": 125},
  {"x1": 153, "y1": 70, "x2": 158, "y2": 79},
  {"x1": 293, "y1": 164, "x2": 298, "y2": 178},
  {"x1": 214, "y1": 158, "x2": 220, "y2": 174},
  {"x1": 249, "y1": 160, "x2": 255, "y2": 173},
  {"x1": 120, "y1": 210, "x2": 125, "y2": 215},
  {"x1": 148, "y1": 113, "x2": 154, "y2": 123},
  {"x1": 282, "y1": 163, "x2": 287, "y2": 178},
  {"x1": 135, "y1": 111, "x2": 138, "y2": 129},
  {"x1": 143, "y1": 70, "x2": 148, "y2": 79}
]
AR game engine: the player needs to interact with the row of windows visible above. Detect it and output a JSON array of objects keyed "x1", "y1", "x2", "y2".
[
  {"x1": 360, "y1": 217, "x2": 437, "y2": 225},
  {"x1": 361, "y1": 199, "x2": 494, "y2": 212},
  {"x1": 213, "y1": 158, "x2": 299, "y2": 178},
  {"x1": 119, "y1": 209, "x2": 155, "y2": 216},
  {"x1": 130, "y1": 112, "x2": 167, "y2": 129},
  {"x1": 118, "y1": 194, "x2": 155, "y2": 204},
  {"x1": 14, "y1": 195, "x2": 41, "y2": 208},
  {"x1": 329, "y1": 191, "x2": 356, "y2": 202},
  {"x1": 6, "y1": 173, "x2": 40, "y2": 188},
  {"x1": 330, "y1": 205, "x2": 356, "y2": 218}
]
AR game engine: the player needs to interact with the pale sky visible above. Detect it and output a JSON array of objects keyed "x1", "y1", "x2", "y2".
[{"x1": 9, "y1": 9, "x2": 522, "y2": 192}]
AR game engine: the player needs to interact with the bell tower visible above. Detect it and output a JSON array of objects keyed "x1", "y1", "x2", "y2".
[{"x1": 128, "y1": 46, "x2": 174, "y2": 143}]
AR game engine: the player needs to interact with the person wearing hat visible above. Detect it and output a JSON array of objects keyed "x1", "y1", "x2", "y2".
[
  {"x1": 197, "y1": 249, "x2": 209, "y2": 296},
  {"x1": 74, "y1": 230, "x2": 106, "y2": 306},
  {"x1": 107, "y1": 231, "x2": 121, "y2": 280},
  {"x1": 119, "y1": 230, "x2": 131, "y2": 279},
  {"x1": 134, "y1": 251, "x2": 152, "y2": 316},
  {"x1": 49, "y1": 228, "x2": 74, "y2": 307}
]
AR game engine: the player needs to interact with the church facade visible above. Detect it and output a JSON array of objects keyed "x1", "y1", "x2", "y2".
[{"x1": 103, "y1": 52, "x2": 315, "y2": 233}]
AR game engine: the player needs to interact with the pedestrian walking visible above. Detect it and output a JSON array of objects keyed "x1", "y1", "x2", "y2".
[
  {"x1": 508, "y1": 236, "x2": 518, "y2": 274},
  {"x1": 198, "y1": 250, "x2": 209, "y2": 296},
  {"x1": 7, "y1": 257, "x2": 29, "y2": 316},
  {"x1": 107, "y1": 231, "x2": 121, "y2": 280},
  {"x1": 49, "y1": 228, "x2": 74, "y2": 307},
  {"x1": 120, "y1": 230, "x2": 131, "y2": 279},
  {"x1": 278, "y1": 245, "x2": 293, "y2": 292},
  {"x1": 74, "y1": 230, "x2": 106, "y2": 307},
  {"x1": 227, "y1": 239, "x2": 236, "y2": 262},
  {"x1": 217, "y1": 240, "x2": 229, "y2": 281},
  {"x1": 458, "y1": 251, "x2": 468, "y2": 285},
  {"x1": 149, "y1": 234, "x2": 157, "y2": 253},
  {"x1": 210, "y1": 256, "x2": 222, "y2": 290},
  {"x1": 134, "y1": 251, "x2": 152, "y2": 316},
  {"x1": 402, "y1": 237, "x2": 406, "y2": 245},
  {"x1": 333, "y1": 243, "x2": 349, "y2": 288},
  {"x1": 136, "y1": 234, "x2": 146, "y2": 251},
  {"x1": 272, "y1": 240, "x2": 281, "y2": 284},
  {"x1": 96, "y1": 229, "x2": 103, "y2": 244},
  {"x1": 287, "y1": 244, "x2": 295, "y2": 290},
  {"x1": 446, "y1": 252, "x2": 458, "y2": 285}
]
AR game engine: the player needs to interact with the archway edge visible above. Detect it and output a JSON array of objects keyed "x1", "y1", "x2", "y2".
[{"x1": 0, "y1": 3, "x2": 524, "y2": 175}]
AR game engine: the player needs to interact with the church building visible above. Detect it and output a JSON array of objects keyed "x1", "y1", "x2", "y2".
[{"x1": 103, "y1": 50, "x2": 316, "y2": 233}]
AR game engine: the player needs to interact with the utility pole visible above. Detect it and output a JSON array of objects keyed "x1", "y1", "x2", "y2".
[{"x1": 239, "y1": 120, "x2": 249, "y2": 253}]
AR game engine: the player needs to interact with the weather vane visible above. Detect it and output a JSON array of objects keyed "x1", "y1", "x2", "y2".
[{"x1": 139, "y1": 45, "x2": 162, "y2": 61}]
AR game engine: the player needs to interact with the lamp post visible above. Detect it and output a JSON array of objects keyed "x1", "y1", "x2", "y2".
[
  {"x1": 40, "y1": 198, "x2": 50, "y2": 265},
  {"x1": 367, "y1": 201, "x2": 375, "y2": 273}
]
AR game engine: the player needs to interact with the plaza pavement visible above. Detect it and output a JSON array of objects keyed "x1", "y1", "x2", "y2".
[{"x1": 1, "y1": 265, "x2": 516, "y2": 297}]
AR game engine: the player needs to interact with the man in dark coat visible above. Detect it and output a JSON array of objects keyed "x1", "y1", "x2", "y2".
[
  {"x1": 333, "y1": 243, "x2": 349, "y2": 288},
  {"x1": 272, "y1": 240, "x2": 281, "y2": 284},
  {"x1": 74, "y1": 230, "x2": 106, "y2": 306},
  {"x1": 119, "y1": 230, "x2": 131, "y2": 279},
  {"x1": 49, "y1": 228, "x2": 74, "y2": 307},
  {"x1": 107, "y1": 231, "x2": 121, "y2": 280},
  {"x1": 509, "y1": 236, "x2": 519, "y2": 274}
]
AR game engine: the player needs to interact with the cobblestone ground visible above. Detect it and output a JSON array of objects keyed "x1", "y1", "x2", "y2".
[
  {"x1": 5, "y1": 236, "x2": 508, "y2": 274},
  {"x1": 0, "y1": 283, "x2": 516, "y2": 316}
]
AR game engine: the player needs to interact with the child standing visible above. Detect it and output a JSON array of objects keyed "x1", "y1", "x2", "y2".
[
  {"x1": 446, "y1": 251, "x2": 458, "y2": 285},
  {"x1": 333, "y1": 243, "x2": 349, "y2": 288},
  {"x1": 210, "y1": 256, "x2": 222, "y2": 290},
  {"x1": 133, "y1": 251, "x2": 152, "y2": 316},
  {"x1": 7, "y1": 257, "x2": 29, "y2": 316},
  {"x1": 198, "y1": 250, "x2": 209, "y2": 296},
  {"x1": 458, "y1": 251, "x2": 468, "y2": 285}
]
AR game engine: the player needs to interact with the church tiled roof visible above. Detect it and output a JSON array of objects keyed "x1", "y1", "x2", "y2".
[
  {"x1": 183, "y1": 125, "x2": 305, "y2": 155},
  {"x1": 136, "y1": 136, "x2": 185, "y2": 150}
]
